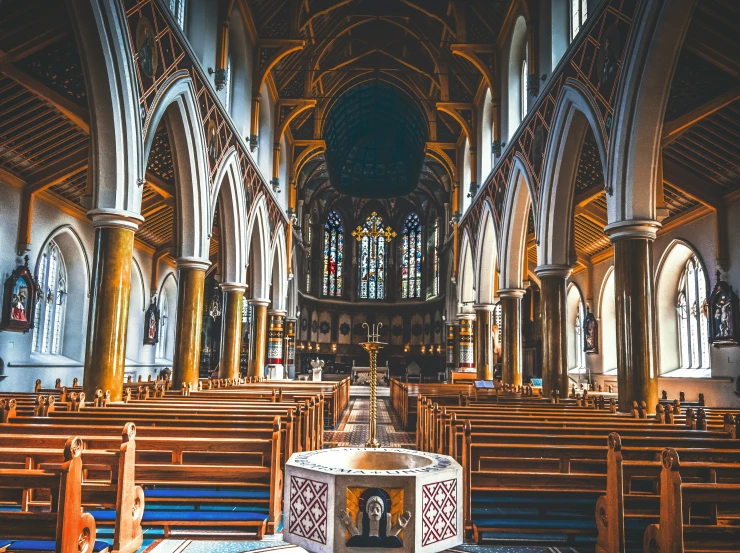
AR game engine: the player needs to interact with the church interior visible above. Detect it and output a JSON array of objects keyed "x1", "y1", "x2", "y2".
[{"x1": 0, "y1": 0, "x2": 739, "y2": 551}]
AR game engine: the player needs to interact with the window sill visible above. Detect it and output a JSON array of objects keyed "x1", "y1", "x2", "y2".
[
  {"x1": 9, "y1": 354, "x2": 83, "y2": 368},
  {"x1": 660, "y1": 368, "x2": 712, "y2": 379}
]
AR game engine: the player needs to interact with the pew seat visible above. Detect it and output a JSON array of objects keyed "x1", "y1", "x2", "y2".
[{"x1": 1, "y1": 540, "x2": 110, "y2": 553}]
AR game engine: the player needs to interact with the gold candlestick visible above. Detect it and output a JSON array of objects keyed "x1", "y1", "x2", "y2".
[{"x1": 360, "y1": 323, "x2": 386, "y2": 448}]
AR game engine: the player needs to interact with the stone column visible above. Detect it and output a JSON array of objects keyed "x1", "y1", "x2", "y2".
[
  {"x1": 285, "y1": 317, "x2": 297, "y2": 379},
  {"x1": 218, "y1": 283, "x2": 246, "y2": 380},
  {"x1": 171, "y1": 258, "x2": 210, "y2": 390},
  {"x1": 474, "y1": 304, "x2": 496, "y2": 380},
  {"x1": 445, "y1": 322, "x2": 457, "y2": 380},
  {"x1": 499, "y1": 288, "x2": 526, "y2": 386},
  {"x1": 249, "y1": 299, "x2": 270, "y2": 377},
  {"x1": 83, "y1": 210, "x2": 143, "y2": 402},
  {"x1": 457, "y1": 314, "x2": 476, "y2": 372},
  {"x1": 605, "y1": 221, "x2": 661, "y2": 413},
  {"x1": 536, "y1": 265, "x2": 571, "y2": 397},
  {"x1": 267, "y1": 310, "x2": 286, "y2": 379}
]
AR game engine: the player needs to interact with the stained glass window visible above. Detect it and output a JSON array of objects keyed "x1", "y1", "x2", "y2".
[
  {"x1": 357, "y1": 213, "x2": 389, "y2": 300},
  {"x1": 401, "y1": 214, "x2": 423, "y2": 299},
  {"x1": 32, "y1": 240, "x2": 67, "y2": 355},
  {"x1": 677, "y1": 256, "x2": 710, "y2": 369},
  {"x1": 432, "y1": 218, "x2": 440, "y2": 297},
  {"x1": 322, "y1": 211, "x2": 344, "y2": 297},
  {"x1": 575, "y1": 299, "x2": 586, "y2": 369}
]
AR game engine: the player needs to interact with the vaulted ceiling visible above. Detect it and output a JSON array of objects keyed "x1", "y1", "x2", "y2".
[{"x1": 247, "y1": 0, "x2": 515, "y2": 216}]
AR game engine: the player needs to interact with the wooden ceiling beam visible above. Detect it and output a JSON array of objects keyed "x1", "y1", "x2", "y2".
[
  {"x1": 662, "y1": 85, "x2": 740, "y2": 147},
  {"x1": 0, "y1": 62, "x2": 90, "y2": 133},
  {"x1": 662, "y1": 157, "x2": 724, "y2": 210},
  {"x1": 0, "y1": 27, "x2": 69, "y2": 64},
  {"x1": 26, "y1": 149, "x2": 88, "y2": 194},
  {"x1": 145, "y1": 172, "x2": 175, "y2": 199},
  {"x1": 575, "y1": 203, "x2": 607, "y2": 227},
  {"x1": 685, "y1": 33, "x2": 740, "y2": 78},
  {"x1": 574, "y1": 185, "x2": 604, "y2": 207}
]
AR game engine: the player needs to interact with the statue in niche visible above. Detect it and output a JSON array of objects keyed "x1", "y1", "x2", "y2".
[
  {"x1": 341, "y1": 488, "x2": 410, "y2": 548},
  {"x1": 1, "y1": 256, "x2": 39, "y2": 333},
  {"x1": 583, "y1": 307, "x2": 598, "y2": 354},
  {"x1": 709, "y1": 271, "x2": 738, "y2": 346}
]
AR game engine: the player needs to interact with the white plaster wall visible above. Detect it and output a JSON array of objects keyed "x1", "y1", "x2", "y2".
[
  {"x1": 184, "y1": 0, "x2": 218, "y2": 72},
  {"x1": 257, "y1": 82, "x2": 276, "y2": 180}
]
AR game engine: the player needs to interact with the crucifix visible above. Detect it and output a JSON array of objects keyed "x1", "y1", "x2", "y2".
[{"x1": 351, "y1": 212, "x2": 397, "y2": 243}]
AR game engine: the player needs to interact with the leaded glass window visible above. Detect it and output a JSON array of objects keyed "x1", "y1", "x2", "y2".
[
  {"x1": 156, "y1": 294, "x2": 169, "y2": 359},
  {"x1": 358, "y1": 213, "x2": 387, "y2": 300},
  {"x1": 170, "y1": 0, "x2": 186, "y2": 28},
  {"x1": 32, "y1": 240, "x2": 67, "y2": 355},
  {"x1": 401, "y1": 214, "x2": 422, "y2": 299},
  {"x1": 571, "y1": 0, "x2": 588, "y2": 41},
  {"x1": 575, "y1": 299, "x2": 586, "y2": 369},
  {"x1": 431, "y1": 218, "x2": 440, "y2": 297},
  {"x1": 322, "y1": 211, "x2": 344, "y2": 297},
  {"x1": 677, "y1": 256, "x2": 710, "y2": 369},
  {"x1": 521, "y1": 50, "x2": 528, "y2": 121}
]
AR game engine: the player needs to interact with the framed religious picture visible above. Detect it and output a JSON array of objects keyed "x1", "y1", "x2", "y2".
[
  {"x1": 143, "y1": 297, "x2": 160, "y2": 346},
  {"x1": 1, "y1": 256, "x2": 39, "y2": 333},
  {"x1": 708, "y1": 271, "x2": 738, "y2": 346},
  {"x1": 583, "y1": 307, "x2": 599, "y2": 354}
]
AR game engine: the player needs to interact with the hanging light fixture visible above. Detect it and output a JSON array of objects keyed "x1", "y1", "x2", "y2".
[{"x1": 209, "y1": 286, "x2": 221, "y2": 320}]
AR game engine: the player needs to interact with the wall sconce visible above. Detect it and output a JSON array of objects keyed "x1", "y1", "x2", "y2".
[
  {"x1": 315, "y1": 343, "x2": 320, "y2": 352},
  {"x1": 421, "y1": 345, "x2": 426, "y2": 355},
  {"x1": 307, "y1": 342, "x2": 312, "y2": 351},
  {"x1": 437, "y1": 345, "x2": 443, "y2": 354},
  {"x1": 331, "y1": 343, "x2": 337, "y2": 353},
  {"x1": 404, "y1": 344, "x2": 409, "y2": 353}
]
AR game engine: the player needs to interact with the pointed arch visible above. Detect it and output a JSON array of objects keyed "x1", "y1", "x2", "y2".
[
  {"x1": 476, "y1": 201, "x2": 499, "y2": 304},
  {"x1": 211, "y1": 147, "x2": 248, "y2": 284},
  {"x1": 245, "y1": 194, "x2": 271, "y2": 300},
  {"x1": 67, "y1": 0, "x2": 143, "y2": 215},
  {"x1": 35, "y1": 225, "x2": 91, "y2": 296},
  {"x1": 506, "y1": 15, "x2": 529, "y2": 140},
  {"x1": 606, "y1": 0, "x2": 697, "y2": 225},
  {"x1": 499, "y1": 155, "x2": 536, "y2": 289},
  {"x1": 143, "y1": 73, "x2": 211, "y2": 261},
  {"x1": 538, "y1": 82, "x2": 608, "y2": 267},
  {"x1": 458, "y1": 229, "x2": 475, "y2": 310},
  {"x1": 270, "y1": 224, "x2": 288, "y2": 311},
  {"x1": 598, "y1": 265, "x2": 617, "y2": 373}
]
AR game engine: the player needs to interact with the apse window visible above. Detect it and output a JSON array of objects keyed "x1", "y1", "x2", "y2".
[
  {"x1": 357, "y1": 213, "x2": 388, "y2": 300},
  {"x1": 32, "y1": 240, "x2": 67, "y2": 356},
  {"x1": 571, "y1": 0, "x2": 588, "y2": 41},
  {"x1": 322, "y1": 211, "x2": 344, "y2": 297},
  {"x1": 675, "y1": 256, "x2": 710, "y2": 376},
  {"x1": 401, "y1": 214, "x2": 423, "y2": 299}
]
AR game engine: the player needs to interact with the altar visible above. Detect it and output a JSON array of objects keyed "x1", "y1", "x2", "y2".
[{"x1": 352, "y1": 363, "x2": 389, "y2": 385}]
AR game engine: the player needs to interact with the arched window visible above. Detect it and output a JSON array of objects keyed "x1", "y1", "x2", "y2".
[
  {"x1": 224, "y1": 54, "x2": 232, "y2": 111},
  {"x1": 677, "y1": 256, "x2": 710, "y2": 369},
  {"x1": 431, "y1": 217, "x2": 440, "y2": 297},
  {"x1": 169, "y1": 0, "x2": 186, "y2": 28},
  {"x1": 32, "y1": 240, "x2": 67, "y2": 355},
  {"x1": 571, "y1": 0, "x2": 588, "y2": 41},
  {"x1": 520, "y1": 48, "x2": 528, "y2": 121},
  {"x1": 322, "y1": 211, "x2": 344, "y2": 297},
  {"x1": 357, "y1": 213, "x2": 389, "y2": 300},
  {"x1": 401, "y1": 214, "x2": 423, "y2": 299},
  {"x1": 156, "y1": 294, "x2": 169, "y2": 359}
]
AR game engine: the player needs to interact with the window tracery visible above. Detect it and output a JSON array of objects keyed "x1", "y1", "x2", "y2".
[
  {"x1": 32, "y1": 240, "x2": 67, "y2": 355},
  {"x1": 677, "y1": 256, "x2": 710, "y2": 369},
  {"x1": 401, "y1": 214, "x2": 422, "y2": 299},
  {"x1": 322, "y1": 211, "x2": 344, "y2": 297}
]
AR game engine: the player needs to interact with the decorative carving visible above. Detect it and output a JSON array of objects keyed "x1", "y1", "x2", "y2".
[
  {"x1": 341, "y1": 487, "x2": 409, "y2": 548},
  {"x1": 1, "y1": 256, "x2": 39, "y2": 333},
  {"x1": 421, "y1": 479, "x2": 457, "y2": 546},
  {"x1": 288, "y1": 475, "x2": 328, "y2": 544}
]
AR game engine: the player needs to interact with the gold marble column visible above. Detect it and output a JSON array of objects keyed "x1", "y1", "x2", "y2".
[
  {"x1": 474, "y1": 304, "x2": 496, "y2": 380},
  {"x1": 219, "y1": 283, "x2": 246, "y2": 380},
  {"x1": 605, "y1": 221, "x2": 661, "y2": 413},
  {"x1": 172, "y1": 258, "x2": 210, "y2": 390},
  {"x1": 457, "y1": 314, "x2": 476, "y2": 371},
  {"x1": 83, "y1": 211, "x2": 143, "y2": 402},
  {"x1": 536, "y1": 265, "x2": 571, "y2": 397},
  {"x1": 249, "y1": 299, "x2": 270, "y2": 378},
  {"x1": 499, "y1": 288, "x2": 526, "y2": 386}
]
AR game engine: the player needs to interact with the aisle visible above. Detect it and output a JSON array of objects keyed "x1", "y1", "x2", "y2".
[{"x1": 324, "y1": 385, "x2": 415, "y2": 448}]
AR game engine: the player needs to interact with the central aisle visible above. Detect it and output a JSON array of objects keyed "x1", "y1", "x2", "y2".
[{"x1": 324, "y1": 385, "x2": 415, "y2": 448}]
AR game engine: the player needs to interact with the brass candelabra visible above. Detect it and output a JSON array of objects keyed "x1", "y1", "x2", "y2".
[{"x1": 360, "y1": 322, "x2": 386, "y2": 448}]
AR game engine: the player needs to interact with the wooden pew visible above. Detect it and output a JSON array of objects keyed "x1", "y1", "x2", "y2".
[
  {"x1": 0, "y1": 437, "x2": 105, "y2": 553},
  {"x1": 597, "y1": 433, "x2": 740, "y2": 553},
  {"x1": 643, "y1": 448, "x2": 740, "y2": 553}
]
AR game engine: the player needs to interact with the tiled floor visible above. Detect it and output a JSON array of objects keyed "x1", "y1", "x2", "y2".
[{"x1": 139, "y1": 386, "x2": 583, "y2": 553}]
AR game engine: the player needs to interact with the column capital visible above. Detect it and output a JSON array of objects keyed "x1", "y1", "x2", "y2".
[
  {"x1": 269, "y1": 309, "x2": 287, "y2": 317},
  {"x1": 457, "y1": 313, "x2": 476, "y2": 321},
  {"x1": 535, "y1": 264, "x2": 572, "y2": 279},
  {"x1": 220, "y1": 282, "x2": 247, "y2": 293},
  {"x1": 473, "y1": 303, "x2": 497, "y2": 312},
  {"x1": 285, "y1": 316, "x2": 298, "y2": 323},
  {"x1": 498, "y1": 288, "x2": 526, "y2": 299},
  {"x1": 604, "y1": 219, "x2": 661, "y2": 241},
  {"x1": 249, "y1": 298, "x2": 271, "y2": 307},
  {"x1": 87, "y1": 208, "x2": 144, "y2": 231},
  {"x1": 176, "y1": 257, "x2": 211, "y2": 271}
]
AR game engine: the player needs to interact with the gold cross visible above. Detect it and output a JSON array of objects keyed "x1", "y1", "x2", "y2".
[{"x1": 351, "y1": 212, "x2": 397, "y2": 243}]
